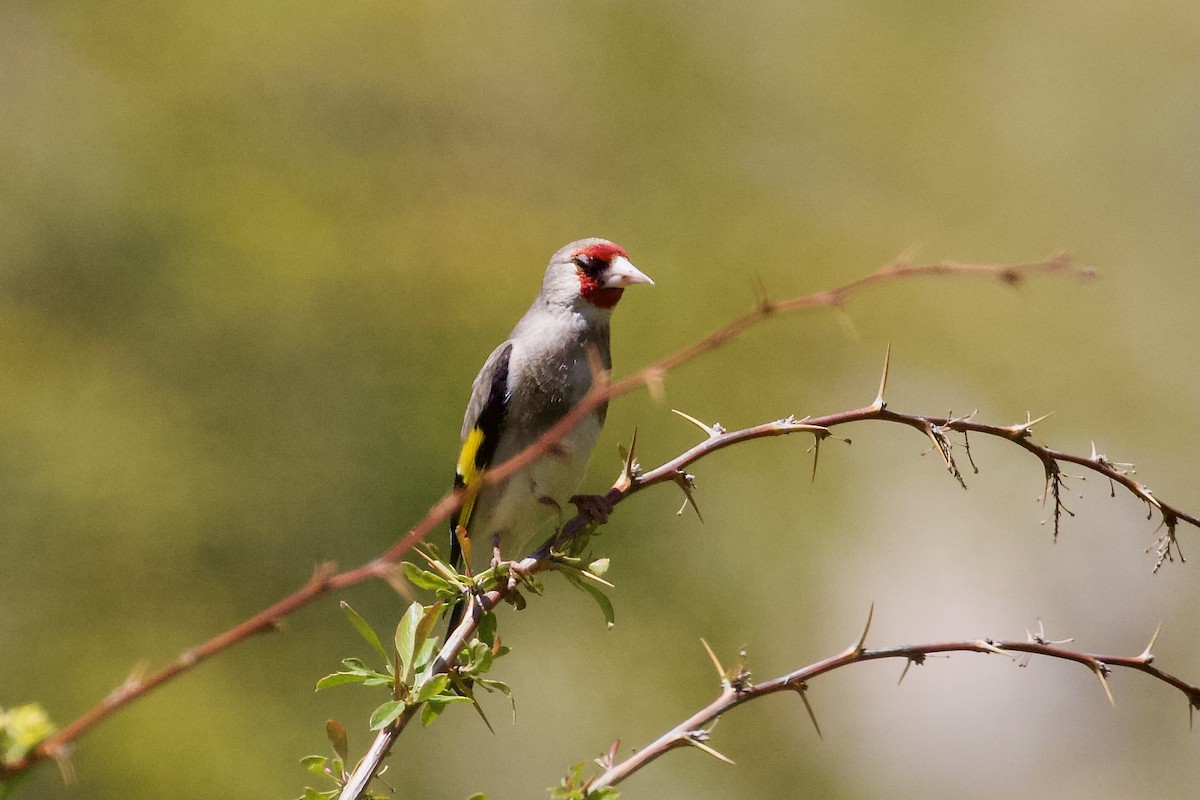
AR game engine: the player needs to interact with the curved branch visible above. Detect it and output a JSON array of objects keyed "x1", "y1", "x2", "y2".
[
  {"x1": 585, "y1": 628, "x2": 1200, "y2": 793},
  {"x1": 0, "y1": 254, "x2": 1104, "y2": 780},
  {"x1": 623, "y1": 403, "x2": 1197, "y2": 567},
  {"x1": 334, "y1": 396, "x2": 1198, "y2": 798}
]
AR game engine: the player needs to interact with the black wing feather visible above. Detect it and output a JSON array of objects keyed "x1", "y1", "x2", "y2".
[{"x1": 449, "y1": 342, "x2": 513, "y2": 567}]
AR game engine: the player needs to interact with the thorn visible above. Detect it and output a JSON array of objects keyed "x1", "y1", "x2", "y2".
[
  {"x1": 380, "y1": 563, "x2": 416, "y2": 600},
  {"x1": 1139, "y1": 622, "x2": 1162, "y2": 663},
  {"x1": 700, "y1": 638, "x2": 727, "y2": 683},
  {"x1": 895, "y1": 244, "x2": 919, "y2": 265},
  {"x1": 1092, "y1": 662, "x2": 1116, "y2": 706},
  {"x1": 810, "y1": 435, "x2": 821, "y2": 484},
  {"x1": 644, "y1": 366, "x2": 666, "y2": 404},
  {"x1": 574, "y1": 565, "x2": 616, "y2": 589},
  {"x1": 833, "y1": 307, "x2": 860, "y2": 342},
  {"x1": 603, "y1": 738, "x2": 621, "y2": 769},
  {"x1": 614, "y1": 428, "x2": 640, "y2": 493},
  {"x1": 673, "y1": 471, "x2": 704, "y2": 522},
  {"x1": 975, "y1": 640, "x2": 1015, "y2": 659},
  {"x1": 683, "y1": 734, "x2": 736, "y2": 765},
  {"x1": 852, "y1": 603, "x2": 875, "y2": 655},
  {"x1": 310, "y1": 560, "x2": 338, "y2": 585},
  {"x1": 1007, "y1": 410, "x2": 1054, "y2": 437},
  {"x1": 119, "y1": 661, "x2": 149, "y2": 695},
  {"x1": 724, "y1": 647, "x2": 754, "y2": 693},
  {"x1": 795, "y1": 684, "x2": 823, "y2": 739},
  {"x1": 961, "y1": 426, "x2": 979, "y2": 474},
  {"x1": 898, "y1": 660, "x2": 912, "y2": 685},
  {"x1": 672, "y1": 408, "x2": 723, "y2": 439},
  {"x1": 750, "y1": 273, "x2": 771, "y2": 312},
  {"x1": 1028, "y1": 619, "x2": 1073, "y2": 646},
  {"x1": 873, "y1": 346, "x2": 891, "y2": 411},
  {"x1": 1025, "y1": 410, "x2": 1054, "y2": 428}
]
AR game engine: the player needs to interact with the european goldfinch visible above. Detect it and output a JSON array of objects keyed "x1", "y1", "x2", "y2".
[{"x1": 449, "y1": 238, "x2": 654, "y2": 572}]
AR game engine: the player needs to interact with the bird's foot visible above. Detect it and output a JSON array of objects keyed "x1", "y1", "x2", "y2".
[
  {"x1": 570, "y1": 493, "x2": 614, "y2": 525},
  {"x1": 490, "y1": 534, "x2": 503, "y2": 572}
]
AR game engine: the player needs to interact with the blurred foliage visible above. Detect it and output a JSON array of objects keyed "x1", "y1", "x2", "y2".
[
  {"x1": 0, "y1": 705, "x2": 54, "y2": 768},
  {"x1": 1, "y1": 2, "x2": 1197, "y2": 799}
]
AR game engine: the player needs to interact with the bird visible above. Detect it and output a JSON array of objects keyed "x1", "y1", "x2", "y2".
[{"x1": 448, "y1": 238, "x2": 654, "y2": 586}]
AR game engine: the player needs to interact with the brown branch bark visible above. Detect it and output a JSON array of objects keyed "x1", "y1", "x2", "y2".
[
  {"x1": 584, "y1": 628, "x2": 1200, "y2": 793},
  {"x1": 0, "y1": 254, "x2": 1134, "y2": 783},
  {"x1": 334, "y1": 397, "x2": 1199, "y2": 798}
]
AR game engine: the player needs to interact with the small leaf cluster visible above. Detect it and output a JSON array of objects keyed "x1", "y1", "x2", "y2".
[
  {"x1": 549, "y1": 762, "x2": 620, "y2": 800},
  {"x1": 316, "y1": 600, "x2": 470, "y2": 730},
  {"x1": 297, "y1": 546, "x2": 616, "y2": 799},
  {"x1": 556, "y1": 557, "x2": 616, "y2": 629},
  {"x1": 297, "y1": 720, "x2": 387, "y2": 800},
  {"x1": 0, "y1": 704, "x2": 53, "y2": 768},
  {"x1": 0, "y1": 704, "x2": 55, "y2": 800},
  {"x1": 298, "y1": 590, "x2": 516, "y2": 798}
]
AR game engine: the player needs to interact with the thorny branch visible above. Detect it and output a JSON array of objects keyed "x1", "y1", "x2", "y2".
[
  {"x1": 583, "y1": 619, "x2": 1200, "y2": 794},
  {"x1": 0, "y1": 253, "x2": 1173, "y2": 786},
  {"x1": 336, "y1": 389, "x2": 1198, "y2": 798}
]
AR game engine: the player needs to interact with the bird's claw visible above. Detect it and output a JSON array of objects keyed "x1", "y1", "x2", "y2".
[
  {"x1": 570, "y1": 493, "x2": 614, "y2": 525},
  {"x1": 490, "y1": 536, "x2": 503, "y2": 572}
]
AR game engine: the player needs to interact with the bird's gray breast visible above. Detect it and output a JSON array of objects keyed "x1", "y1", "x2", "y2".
[{"x1": 504, "y1": 309, "x2": 610, "y2": 428}]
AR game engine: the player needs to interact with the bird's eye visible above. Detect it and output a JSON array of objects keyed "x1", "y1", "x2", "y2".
[{"x1": 573, "y1": 254, "x2": 602, "y2": 273}]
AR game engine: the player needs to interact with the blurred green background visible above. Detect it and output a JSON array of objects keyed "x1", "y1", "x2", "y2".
[{"x1": 2, "y1": 2, "x2": 1197, "y2": 798}]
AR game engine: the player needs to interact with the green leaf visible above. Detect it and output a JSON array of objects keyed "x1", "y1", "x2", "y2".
[
  {"x1": 415, "y1": 674, "x2": 451, "y2": 704},
  {"x1": 420, "y1": 701, "x2": 445, "y2": 728},
  {"x1": 340, "y1": 657, "x2": 371, "y2": 673},
  {"x1": 414, "y1": 636, "x2": 438, "y2": 674},
  {"x1": 340, "y1": 601, "x2": 388, "y2": 661},
  {"x1": 476, "y1": 678, "x2": 516, "y2": 721},
  {"x1": 313, "y1": 790, "x2": 341, "y2": 800},
  {"x1": 462, "y1": 641, "x2": 493, "y2": 676},
  {"x1": 325, "y1": 719, "x2": 348, "y2": 761},
  {"x1": 415, "y1": 603, "x2": 444, "y2": 650},
  {"x1": 475, "y1": 678, "x2": 511, "y2": 697},
  {"x1": 297, "y1": 788, "x2": 339, "y2": 800},
  {"x1": 315, "y1": 672, "x2": 369, "y2": 690},
  {"x1": 394, "y1": 601, "x2": 424, "y2": 682},
  {"x1": 320, "y1": 660, "x2": 392, "y2": 690},
  {"x1": 299, "y1": 755, "x2": 329, "y2": 779},
  {"x1": 401, "y1": 561, "x2": 454, "y2": 593},
  {"x1": 565, "y1": 574, "x2": 615, "y2": 629},
  {"x1": 362, "y1": 677, "x2": 393, "y2": 687},
  {"x1": 466, "y1": 794, "x2": 490, "y2": 800},
  {"x1": 420, "y1": 695, "x2": 471, "y2": 726},
  {"x1": 369, "y1": 700, "x2": 407, "y2": 731},
  {"x1": 477, "y1": 612, "x2": 497, "y2": 645}
]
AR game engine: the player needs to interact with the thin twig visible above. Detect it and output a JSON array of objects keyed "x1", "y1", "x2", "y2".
[
  {"x1": 0, "y1": 254, "x2": 1111, "y2": 779},
  {"x1": 335, "y1": 400, "x2": 1198, "y2": 798},
  {"x1": 584, "y1": 632, "x2": 1200, "y2": 793}
]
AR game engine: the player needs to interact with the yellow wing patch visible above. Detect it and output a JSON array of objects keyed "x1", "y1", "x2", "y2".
[{"x1": 455, "y1": 427, "x2": 486, "y2": 530}]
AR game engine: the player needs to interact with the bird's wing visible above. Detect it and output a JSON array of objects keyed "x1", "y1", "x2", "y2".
[{"x1": 450, "y1": 341, "x2": 514, "y2": 566}]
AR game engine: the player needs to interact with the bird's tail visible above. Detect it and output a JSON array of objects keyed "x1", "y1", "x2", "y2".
[{"x1": 444, "y1": 521, "x2": 466, "y2": 646}]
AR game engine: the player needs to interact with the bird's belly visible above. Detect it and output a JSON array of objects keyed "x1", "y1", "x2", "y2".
[{"x1": 471, "y1": 413, "x2": 602, "y2": 557}]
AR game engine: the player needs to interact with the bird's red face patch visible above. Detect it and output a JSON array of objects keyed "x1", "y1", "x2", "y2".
[
  {"x1": 573, "y1": 242, "x2": 628, "y2": 263},
  {"x1": 572, "y1": 242, "x2": 629, "y2": 309},
  {"x1": 577, "y1": 274, "x2": 624, "y2": 309}
]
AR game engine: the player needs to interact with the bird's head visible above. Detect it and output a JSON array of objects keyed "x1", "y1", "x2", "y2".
[{"x1": 540, "y1": 238, "x2": 654, "y2": 313}]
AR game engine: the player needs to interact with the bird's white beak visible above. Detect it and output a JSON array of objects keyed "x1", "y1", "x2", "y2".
[{"x1": 603, "y1": 255, "x2": 655, "y2": 288}]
